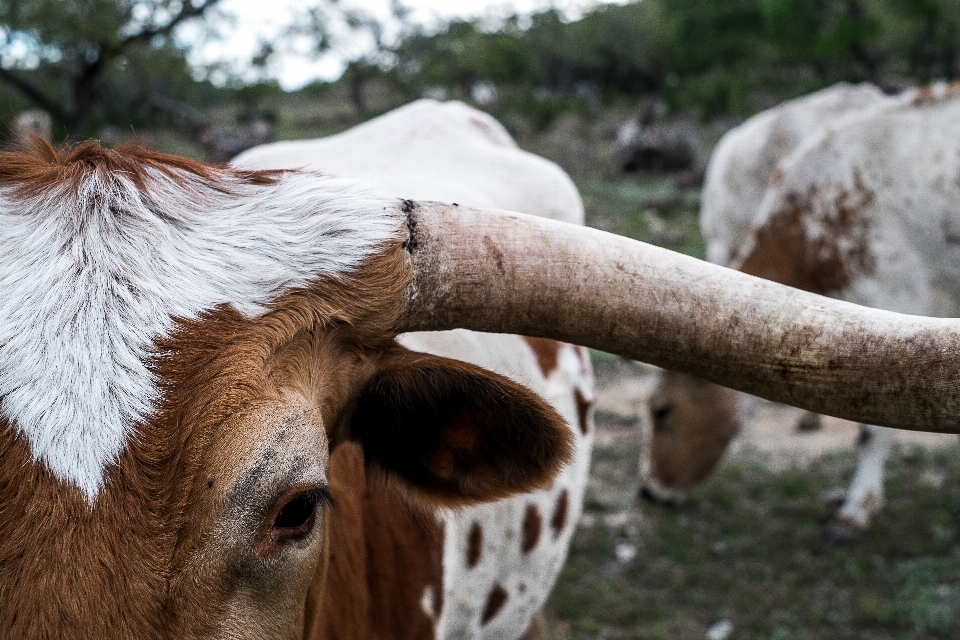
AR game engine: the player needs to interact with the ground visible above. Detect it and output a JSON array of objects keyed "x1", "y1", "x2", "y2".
[{"x1": 543, "y1": 356, "x2": 960, "y2": 640}]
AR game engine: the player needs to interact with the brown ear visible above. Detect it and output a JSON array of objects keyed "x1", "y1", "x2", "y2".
[{"x1": 346, "y1": 348, "x2": 573, "y2": 508}]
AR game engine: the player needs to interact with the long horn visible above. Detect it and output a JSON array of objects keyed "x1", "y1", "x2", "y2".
[{"x1": 399, "y1": 202, "x2": 960, "y2": 433}]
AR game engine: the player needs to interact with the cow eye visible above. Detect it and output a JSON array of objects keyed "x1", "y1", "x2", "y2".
[
  {"x1": 257, "y1": 486, "x2": 334, "y2": 556},
  {"x1": 653, "y1": 405, "x2": 672, "y2": 422}
]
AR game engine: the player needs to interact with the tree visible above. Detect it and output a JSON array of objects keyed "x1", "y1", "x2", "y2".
[
  {"x1": 0, "y1": 0, "x2": 223, "y2": 136},
  {"x1": 287, "y1": 0, "x2": 413, "y2": 119}
]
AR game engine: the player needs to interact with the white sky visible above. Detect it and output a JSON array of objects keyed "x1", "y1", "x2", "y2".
[{"x1": 189, "y1": 0, "x2": 632, "y2": 90}]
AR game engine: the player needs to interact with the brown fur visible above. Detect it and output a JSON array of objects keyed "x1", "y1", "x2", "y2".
[
  {"x1": 522, "y1": 504, "x2": 543, "y2": 554},
  {"x1": 307, "y1": 443, "x2": 448, "y2": 640},
  {"x1": 523, "y1": 337, "x2": 564, "y2": 378},
  {"x1": 550, "y1": 489, "x2": 569, "y2": 539},
  {"x1": 467, "y1": 521, "x2": 484, "y2": 568},
  {"x1": 481, "y1": 585, "x2": 509, "y2": 625},
  {"x1": 0, "y1": 142, "x2": 574, "y2": 639},
  {"x1": 645, "y1": 371, "x2": 741, "y2": 491},
  {"x1": 735, "y1": 171, "x2": 875, "y2": 295},
  {"x1": 911, "y1": 81, "x2": 960, "y2": 106},
  {"x1": 0, "y1": 138, "x2": 283, "y2": 200},
  {"x1": 575, "y1": 388, "x2": 593, "y2": 436}
]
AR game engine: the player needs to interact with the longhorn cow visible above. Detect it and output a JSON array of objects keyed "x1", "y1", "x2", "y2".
[
  {"x1": 3, "y1": 101, "x2": 960, "y2": 639},
  {"x1": 642, "y1": 82, "x2": 960, "y2": 539}
]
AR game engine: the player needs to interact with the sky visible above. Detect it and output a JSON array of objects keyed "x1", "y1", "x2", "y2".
[{"x1": 188, "y1": 0, "x2": 632, "y2": 90}]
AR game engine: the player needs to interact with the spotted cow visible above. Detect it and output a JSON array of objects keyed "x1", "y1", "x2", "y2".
[{"x1": 643, "y1": 82, "x2": 960, "y2": 538}]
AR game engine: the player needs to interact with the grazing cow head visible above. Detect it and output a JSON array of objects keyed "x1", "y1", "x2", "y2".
[
  {"x1": 0, "y1": 141, "x2": 571, "y2": 638},
  {"x1": 640, "y1": 371, "x2": 740, "y2": 502}
]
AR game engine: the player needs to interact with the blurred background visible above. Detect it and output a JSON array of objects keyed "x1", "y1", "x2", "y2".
[{"x1": 3, "y1": 1, "x2": 960, "y2": 638}]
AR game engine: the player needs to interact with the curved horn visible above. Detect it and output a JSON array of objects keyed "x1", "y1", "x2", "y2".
[{"x1": 399, "y1": 202, "x2": 960, "y2": 433}]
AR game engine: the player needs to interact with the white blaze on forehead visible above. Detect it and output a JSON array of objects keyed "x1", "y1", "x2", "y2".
[{"x1": 0, "y1": 166, "x2": 403, "y2": 500}]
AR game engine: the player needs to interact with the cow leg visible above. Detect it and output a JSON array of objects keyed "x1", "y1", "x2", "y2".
[{"x1": 826, "y1": 424, "x2": 896, "y2": 541}]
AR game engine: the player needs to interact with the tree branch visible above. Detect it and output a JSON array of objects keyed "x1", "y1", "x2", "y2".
[
  {"x1": 118, "y1": 0, "x2": 224, "y2": 50},
  {"x1": 0, "y1": 66, "x2": 68, "y2": 123}
]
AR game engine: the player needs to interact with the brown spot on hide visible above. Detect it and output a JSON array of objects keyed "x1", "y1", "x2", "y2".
[
  {"x1": 862, "y1": 490, "x2": 882, "y2": 514},
  {"x1": 911, "y1": 81, "x2": 960, "y2": 106},
  {"x1": 523, "y1": 337, "x2": 564, "y2": 378},
  {"x1": 795, "y1": 411, "x2": 823, "y2": 432},
  {"x1": 550, "y1": 489, "x2": 569, "y2": 539},
  {"x1": 467, "y1": 521, "x2": 483, "y2": 568},
  {"x1": 735, "y1": 170, "x2": 875, "y2": 296},
  {"x1": 481, "y1": 585, "x2": 509, "y2": 625},
  {"x1": 770, "y1": 166, "x2": 785, "y2": 187},
  {"x1": 522, "y1": 504, "x2": 542, "y2": 553},
  {"x1": 912, "y1": 85, "x2": 935, "y2": 106},
  {"x1": 575, "y1": 388, "x2": 593, "y2": 435},
  {"x1": 469, "y1": 116, "x2": 497, "y2": 140}
]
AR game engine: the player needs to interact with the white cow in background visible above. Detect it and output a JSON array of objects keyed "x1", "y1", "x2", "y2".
[
  {"x1": 701, "y1": 82, "x2": 891, "y2": 266},
  {"x1": 643, "y1": 82, "x2": 960, "y2": 540}
]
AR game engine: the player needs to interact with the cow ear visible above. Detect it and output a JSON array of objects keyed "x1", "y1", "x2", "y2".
[{"x1": 344, "y1": 347, "x2": 573, "y2": 508}]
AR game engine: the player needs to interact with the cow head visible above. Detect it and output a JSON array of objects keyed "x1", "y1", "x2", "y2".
[
  {"x1": 639, "y1": 371, "x2": 740, "y2": 503},
  {"x1": 0, "y1": 142, "x2": 571, "y2": 638}
]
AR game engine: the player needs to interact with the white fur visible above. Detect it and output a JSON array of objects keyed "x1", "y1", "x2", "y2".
[
  {"x1": 233, "y1": 99, "x2": 584, "y2": 226},
  {"x1": 700, "y1": 82, "x2": 891, "y2": 265},
  {"x1": 731, "y1": 88, "x2": 960, "y2": 528},
  {"x1": 0, "y1": 166, "x2": 403, "y2": 500}
]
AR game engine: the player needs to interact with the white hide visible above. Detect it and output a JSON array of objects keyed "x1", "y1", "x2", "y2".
[
  {"x1": 740, "y1": 88, "x2": 960, "y2": 528},
  {"x1": 235, "y1": 99, "x2": 592, "y2": 639},
  {"x1": 403, "y1": 332, "x2": 592, "y2": 640},
  {"x1": 0, "y1": 168, "x2": 402, "y2": 499},
  {"x1": 232, "y1": 99, "x2": 584, "y2": 226},
  {"x1": 701, "y1": 82, "x2": 890, "y2": 266}
]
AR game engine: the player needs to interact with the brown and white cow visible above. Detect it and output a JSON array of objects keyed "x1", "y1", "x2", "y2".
[
  {"x1": 700, "y1": 82, "x2": 891, "y2": 266},
  {"x1": 4, "y1": 111, "x2": 960, "y2": 639},
  {"x1": 643, "y1": 82, "x2": 960, "y2": 538},
  {"x1": 642, "y1": 82, "x2": 895, "y2": 508},
  {"x1": 233, "y1": 99, "x2": 595, "y2": 638}
]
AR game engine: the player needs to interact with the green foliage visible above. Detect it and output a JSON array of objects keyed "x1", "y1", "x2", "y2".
[
  {"x1": 0, "y1": 0, "x2": 224, "y2": 136},
  {"x1": 378, "y1": 0, "x2": 960, "y2": 120}
]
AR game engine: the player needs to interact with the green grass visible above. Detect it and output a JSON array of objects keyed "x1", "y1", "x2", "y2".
[
  {"x1": 578, "y1": 176, "x2": 705, "y2": 259},
  {"x1": 545, "y1": 431, "x2": 960, "y2": 640}
]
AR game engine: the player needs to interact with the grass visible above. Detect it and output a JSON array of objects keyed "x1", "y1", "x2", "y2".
[
  {"x1": 544, "y1": 419, "x2": 960, "y2": 640},
  {"x1": 578, "y1": 176, "x2": 705, "y2": 259}
]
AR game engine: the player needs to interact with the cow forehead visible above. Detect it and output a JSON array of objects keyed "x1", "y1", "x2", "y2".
[{"x1": 0, "y1": 157, "x2": 403, "y2": 500}]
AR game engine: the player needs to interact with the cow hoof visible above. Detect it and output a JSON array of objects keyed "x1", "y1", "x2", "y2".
[{"x1": 823, "y1": 519, "x2": 864, "y2": 543}]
